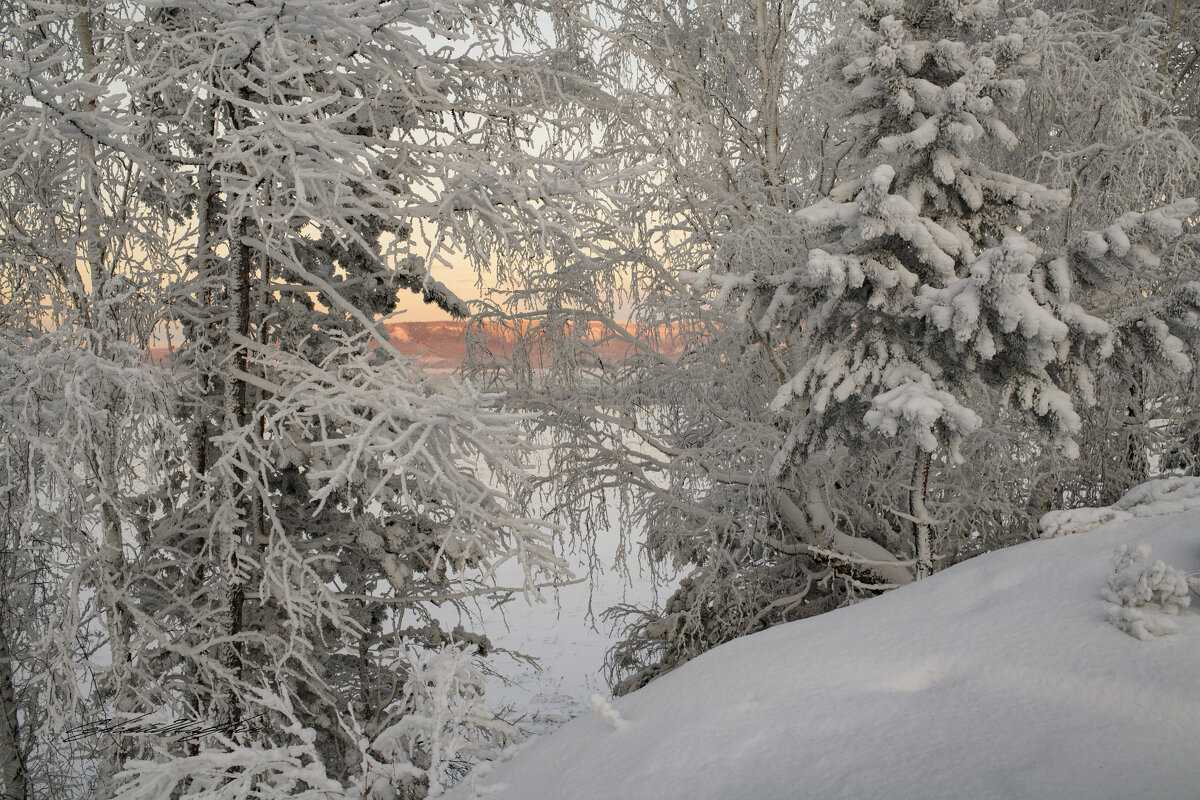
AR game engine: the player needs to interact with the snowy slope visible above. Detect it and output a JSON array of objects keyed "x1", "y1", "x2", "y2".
[{"x1": 450, "y1": 481, "x2": 1200, "y2": 800}]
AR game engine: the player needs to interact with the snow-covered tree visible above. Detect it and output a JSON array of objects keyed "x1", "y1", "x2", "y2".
[
  {"x1": 466, "y1": 0, "x2": 895, "y2": 637},
  {"x1": 468, "y1": 0, "x2": 1199, "y2": 693},
  {"x1": 1, "y1": 0, "x2": 571, "y2": 796},
  {"x1": 1007, "y1": 0, "x2": 1199, "y2": 235},
  {"x1": 691, "y1": 0, "x2": 1195, "y2": 577},
  {"x1": 994, "y1": 0, "x2": 1200, "y2": 513},
  {"x1": 0, "y1": 2, "x2": 188, "y2": 790}
]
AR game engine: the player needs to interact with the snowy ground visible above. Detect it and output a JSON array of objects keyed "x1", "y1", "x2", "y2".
[
  {"x1": 442, "y1": 514, "x2": 667, "y2": 737},
  {"x1": 475, "y1": 554, "x2": 656, "y2": 735},
  {"x1": 447, "y1": 478, "x2": 1200, "y2": 800}
]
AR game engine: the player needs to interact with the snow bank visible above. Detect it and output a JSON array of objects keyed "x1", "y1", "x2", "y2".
[
  {"x1": 450, "y1": 489, "x2": 1200, "y2": 800},
  {"x1": 1040, "y1": 476, "x2": 1200, "y2": 537}
]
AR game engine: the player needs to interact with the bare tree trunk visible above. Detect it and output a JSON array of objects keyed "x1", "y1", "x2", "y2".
[
  {"x1": 189, "y1": 107, "x2": 218, "y2": 485},
  {"x1": 910, "y1": 449, "x2": 933, "y2": 580},
  {"x1": 1126, "y1": 369, "x2": 1149, "y2": 489},
  {"x1": 217, "y1": 210, "x2": 252, "y2": 727}
]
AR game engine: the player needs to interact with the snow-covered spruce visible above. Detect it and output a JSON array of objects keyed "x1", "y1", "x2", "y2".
[{"x1": 684, "y1": 0, "x2": 1195, "y2": 587}]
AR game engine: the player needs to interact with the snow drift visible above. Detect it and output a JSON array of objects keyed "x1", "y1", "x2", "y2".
[{"x1": 451, "y1": 480, "x2": 1200, "y2": 800}]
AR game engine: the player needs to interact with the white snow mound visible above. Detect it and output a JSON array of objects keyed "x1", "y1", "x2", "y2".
[
  {"x1": 1040, "y1": 476, "x2": 1200, "y2": 537},
  {"x1": 452, "y1": 486, "x2": 1200, "y2": 800}
]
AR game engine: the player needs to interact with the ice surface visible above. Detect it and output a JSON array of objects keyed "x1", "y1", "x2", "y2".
[{"x1": 441, "y1": 518, "x2": 664, "y2": 739}]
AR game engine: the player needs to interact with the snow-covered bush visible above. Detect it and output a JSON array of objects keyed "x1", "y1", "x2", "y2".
[
  {"x1": 365, "y1": 645, "x2": 518, "y2": 800},
  {"x1": 1104, "y1": 544, "x2": 1196, "y2": 641},
  {"x1": 1042, "y1": 478, "x2": 1200, "y2": 538},
  {"x1": 587, "y1": 694, "x2": 627, "y2": 731},
  {"x1": 106, "y1": 646, "x2": 516, "y2": 800}
]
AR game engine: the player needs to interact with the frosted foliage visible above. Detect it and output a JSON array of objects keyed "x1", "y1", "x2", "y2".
[
  {"x1": 109, "y1": 653, "x2": 512, "y2": 800},
  {"x1": 701, "y1": 1, "x2": 1113, "y2": 464},
  {"x1": 440, "y1": 0, "x2": 1195, "y2": 709},
  {"x1": 242, "y1": 339, "x2": 563, "y2": 590},
  {"x1": 1104, "y1": 544, "x2": 1195, "y2": 641},
  {"x1": 107, "y1": 685, "x2": 360, "y2": 800},
  {"x1": 0, "y1": 334, "x2": 183, "y2": 797},
  {"x1": 110, "y1": 733, "x2": 344, "y2": 800},
  {"x1": 368, "y1": 646, "x2": 515, "y2": 799},
  {"x1": 1065, "y1": 200, "x2": 1200, "y2": 380},
  {"x1": 923, "y1": 237, "x2": 1069, "y2": 354},
  {"x1": 863, "y1": 369, "x2": 981, "y2": 457},
  {"x1": 0, "y1": 0, "x2": 579, "y2": 796},
  {"x1": 917, "y1": 236, "x2": 1100, "y2": 456},
  {"x1": 1014, "y1": 4, "x2": 1200, "y2": 232}
]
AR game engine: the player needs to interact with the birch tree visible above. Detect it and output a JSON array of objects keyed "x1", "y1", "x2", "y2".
[
  {"x1": 2, "y1": 1, "x2": 571, "y2": 796},
  {"x1": 0, "y1": 1, "x2": 187, "y2": 791}
]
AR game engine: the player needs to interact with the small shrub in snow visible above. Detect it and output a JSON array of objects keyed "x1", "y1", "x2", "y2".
[
  {"x1": 1104, "y1": 544, "x2": 1194, "y2": 641},
  {"x1": 588, "y1": 694, "x2": 627, "y2": 731},
  {"x1": 109, "y1": 646, "x2": 513, "y2": 800},
  {"x1": 367, "y1": 644, "x2": 517, "y2": 799}
]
